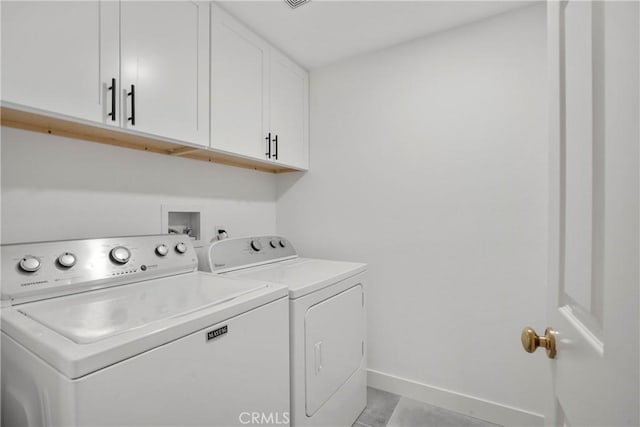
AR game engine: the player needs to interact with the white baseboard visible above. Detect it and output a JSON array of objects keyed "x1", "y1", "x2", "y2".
[{"x1": 367, "y1": 369, "x2": 544, "y2": 427}]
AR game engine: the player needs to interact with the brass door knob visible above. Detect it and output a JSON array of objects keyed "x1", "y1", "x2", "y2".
[{"x1": 521, "y1": 326, "x2": 557, "y2": 359}]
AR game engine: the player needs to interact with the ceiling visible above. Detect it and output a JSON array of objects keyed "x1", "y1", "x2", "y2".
[{"x1": 216, "y1": 1, "x2": 537, "y2": 69}]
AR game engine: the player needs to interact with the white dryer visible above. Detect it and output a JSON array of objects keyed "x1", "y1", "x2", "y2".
[
  {"x1": 1, "y1": 235, "x2": 290, "y2": 427},
  {"x1": 198, "y1": 235, "x2": 367, "y2": 427}
]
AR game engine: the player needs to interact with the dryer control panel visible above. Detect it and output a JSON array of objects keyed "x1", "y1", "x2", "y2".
[
  {"x1": 201, "y1": 235, "x2": 297, "y2": 273},
  {"x1": 1, "y1": 234, "x2": 198, "y2": 306}
]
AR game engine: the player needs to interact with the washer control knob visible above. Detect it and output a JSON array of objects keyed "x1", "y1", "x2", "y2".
[
  {"x1": 175, "y1": 242, "x2": 187, "y2": 254},
  {"x1": 19, "y1": 256, "x2": 41, "y2": 273},
  {"x1": 279, "y1": 239, "x2": 287, "y2": 248},
  {"x1": 57, "y1": 252, "x2": 76, "y2": 268},
  {"x1": 110, "y1": 246, "x2": 131, "y2": 264},
  {"x1": 250, "y1": 239, "x2": 262, "y2": 252},
  {"x1": 155, "y1": 244, "x2": 169, "y2": 257},
  {"x1": 270, "y1": 239, "x2": 278, "y2": 249}
]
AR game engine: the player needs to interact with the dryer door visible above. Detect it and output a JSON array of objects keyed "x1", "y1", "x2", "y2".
[{"x1": 305, "y1": 284, "x2": 364, "y2": 416}]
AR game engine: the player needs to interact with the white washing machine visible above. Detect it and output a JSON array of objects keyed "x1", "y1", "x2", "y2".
[
  {"x1": 1, "y1": 234, "x2": 290, "y2": 427},
  {"x1": 198, "y1": 235, "x2": 367, "y2": 427}
]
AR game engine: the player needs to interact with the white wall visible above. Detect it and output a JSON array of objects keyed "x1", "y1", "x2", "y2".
[
  {"x1": 1, "y1": 127, "x2": 277, "y2": 244},
  {"x1": 277, "y1": 4, "x2": 548, "y2": 425}
]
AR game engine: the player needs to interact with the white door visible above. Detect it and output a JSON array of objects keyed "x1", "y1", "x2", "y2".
[
  {"x1": 120, "y1": 1, "x2": 209, "y2": 146},
  {"x1": 269, "y1": 51, "x2": 309, "y2": 169},
  {"x1": 305, "y1": 285, "x2": 364, "y2": 416},
  {"x1": 210, "y1": 4, "x2": 270, "y2": 160},
  {"x1": 1, "y1": 1, "x2": 119, "y2": 125},
  {"x1": 541, "y1": 1, "x2": 639, "y2": 425}
]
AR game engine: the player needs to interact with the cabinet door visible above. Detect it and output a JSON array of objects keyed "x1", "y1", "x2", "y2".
[
  {"x1": 210, "y1": 4, "x2": 269, "y2": 160},
  {"x1": 120, "y1": 2, "x2": 209, "y2": 147},
  {"x1": 1, "y1": 1, "x2": 119, "y2": 125},
  {"x1": 269, "y1": 50, "x2": 309, "y2": 169}
]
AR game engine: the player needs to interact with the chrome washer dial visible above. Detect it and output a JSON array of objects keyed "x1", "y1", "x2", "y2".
[
  {"x1": 156, "y1": 244, "x2": 169, "y2": 256},
  {"x1": 19, "y1": 256, "x2": 41, "y2": 273},
  {"x1": 110, "y1": 246, "x2": 131, "y2": 264},
  {"x1": 57, "y1": 252, "x2": 76, "y2": 268}
]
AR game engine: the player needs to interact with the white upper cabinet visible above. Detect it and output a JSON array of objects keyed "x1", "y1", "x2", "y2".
[
  {"x1": 269, "y1": 51, "x2": 309, "y2": 169},
  {"x1": 1, "y1": 1, "x2": 119, "y2": 125},
  {"x1": 120, "y1": 2, "x2": 209, "y2": 146},
  {"x1": 2, "y1": 1, "x2": 209, "y2": 147},
  {"x1": 210, "y1": 3, "x2": 269, "y2": 160},
  {"x1": 210, "y1": 4, "x2": 309, "y2": 169},
  {"x1": 2, "y1": 1, "x2": 307, "y2": 170}
]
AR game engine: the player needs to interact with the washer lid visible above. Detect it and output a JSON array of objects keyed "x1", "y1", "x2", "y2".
[
  {"x1": 1, "y1": 272, "x2": 288, "y2": 379},
  {"x1": 19, "y1": 273, "x2": 271, "y2": 344},
  {"x1": 224, "y1": 258, "x2": 366, "y2": 299}
]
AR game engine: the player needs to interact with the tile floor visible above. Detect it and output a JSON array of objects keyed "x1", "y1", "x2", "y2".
[{"x1": 353, "y1": 388, "x2": 501, "y2": 427}]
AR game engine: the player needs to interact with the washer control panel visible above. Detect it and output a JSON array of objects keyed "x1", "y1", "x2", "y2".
[
  {"x1": 203, "y1": 235, "x2": 296, "y2": 273},
  {"x1": 1, "y1": 234, "x2": 198, "y2": 305}
]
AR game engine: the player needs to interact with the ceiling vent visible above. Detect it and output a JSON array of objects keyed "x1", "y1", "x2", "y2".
[{"x1": 284, "y1": 0, "x2": 311, "y2": 9}]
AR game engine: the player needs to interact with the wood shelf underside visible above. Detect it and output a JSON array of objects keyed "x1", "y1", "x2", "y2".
[{"x1": 0, "y1": 107, "x2": 299, "y2": 174}]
